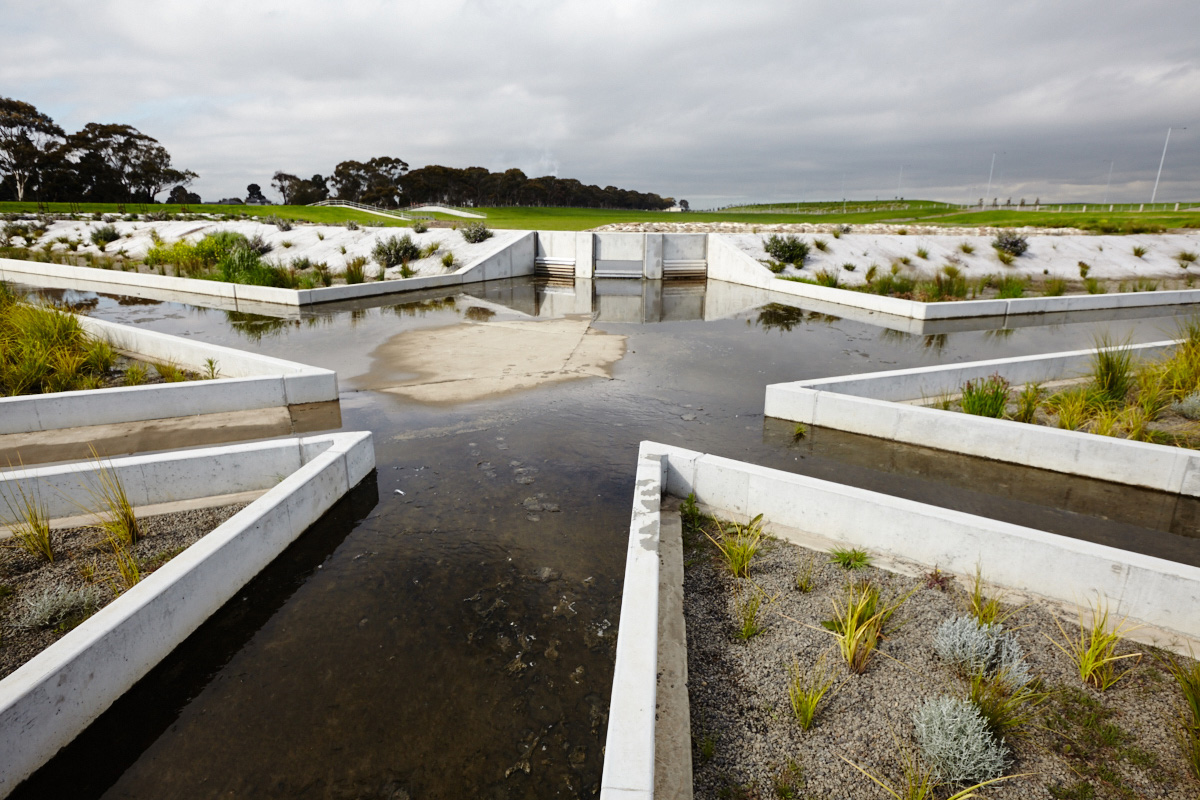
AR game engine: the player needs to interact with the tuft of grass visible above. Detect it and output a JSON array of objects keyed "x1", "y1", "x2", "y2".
[
  {"x1": 786, "y1": 653, "x2": 836, "y2": 730},
  {"x1": 1132, "y1": 244, "x2": 1148, "y2": 258},
  {"x1": 1157, "y1": 648, "x2": 1200, "y2": 779},
  {"x1": 916, "y1": 246, "x2": 929, "y2": 259},
  {"x1": 1084, "y1": 277, "x2": 1106, "y2": 294},
  {"x1": 1014, "y1": 382, "x2": 1042, "y2": 423},
  {"x1": 814, "y1": 269, "x2": 840, "y2": 287},
  {"x1": 1048, "y1": 597, "x2": 1141, "y2": 691},
  {"x1": 959, "y1": 374, "x2": 1010, "y2": 418},
  {"x1": 792, "y1": 422, "x2": 807, "y2": 440},
  {"x1": 732, "y1": 585, "x2": 767, "y2": 641},
  {"x1": 812, "y1": 237, "x2": 829, "y2": 252},
  {"x1": 795, "y1": 552, "x2": 816, "y2": 593},
  {"x1": 996, "y1": 249, "x2": 1015, "y2": 266},
  {"x1": 106, "y1": 533, "x2": 141, "y2": 593},
  {"x1": 89, "y1": 224, "x2": 121, "y2": 251},
  {"x1": 964, "y1": 566, "x2": 1019, "y2": 626},
  {"x1": 441, "y1": 251, "x2": 456, "y2": 270},
  {"x1": 704, "y1": 513, "x2": 765, "y2": 579},
  {"x1": 1078, "y1": 260, "x2": 1091, "y2": 278},
  {"x1": 1042, "y1": 278, "x2": 1067, "y2": 296},
  {"x1": 82, "y1": 447, "x2": 142, "y2": 546},
  {"x1": 959, "y1": 241, "x2": 975, "y2": 254},
  {"x1": 344, "y1": 256, "x2": 368, "y2": 284},
  {"x1": 123, "y1": 363, "x2": 147, "y2": 386},
  {"x1": 1048, "y1": 386, "x2": 1098, "y2": 430},
  {"x1": 153, "y1": 361, "x2": 187, "y2": 383},
  {"x1": 1091, "y1": 335, "x2": 1135, "y2": 406},
  {"x1": 1177, "y1": 250, "x2": 1198, "y2": 268},
  {"x1": 2, "y1": 478, "x2": 54, "y2": 562},
  {"x1": 968, "y1": 669, "x2": 1050, "y2": 740},
  {"x1": 995, "y1": 275, "x2": 1026, "y2": 297},
  {"x1": 841, "y1": 262, "x2": 856, "y2": 272},
  {"x1": 823, "y1": 579, "x2": 912, "y2": 674},
  {"x1": 829, "y1": 546, "x2": 870, "y2": 570}
]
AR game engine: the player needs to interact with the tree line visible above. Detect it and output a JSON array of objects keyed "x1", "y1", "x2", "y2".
[
  {"x1": 0, "y1": 97, "x2": 197, "y2": 203},
  {"x1": 271, "y1": 159, "x2": 676, "y2": 210},
  {"x1": 2, "y1": 95, "x2": 675, "y2": 210}
]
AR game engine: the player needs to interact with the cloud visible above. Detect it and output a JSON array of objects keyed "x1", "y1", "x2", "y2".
[{"x1": 2, "y1": 0, "x2": 1197, "y2": 207}]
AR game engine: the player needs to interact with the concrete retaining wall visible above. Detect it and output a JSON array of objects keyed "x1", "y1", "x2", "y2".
[
  {"x1": 603, "y1": 440, "x2": 1200, "y2": 799},
  {"x1": 0, "y1": 231, "x2": 536, "y2": 309},
  {"x1": 0, "y1": 432, "x2": 375, "y2": 795},
  {"x1": 707, "y1": 234, "x2": 1200, "y2": 320},
  {"x1": 0, "y1": 317, "x2": 337, "y2": 436},
  {"x1": 763, "y1": 340, "x2": 1200, "y2": 496}
]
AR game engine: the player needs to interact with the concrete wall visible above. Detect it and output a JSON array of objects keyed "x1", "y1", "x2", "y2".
[
  {"x1": 0, "y1": 432, "x2": 375, "y2": 795},
  {"x1": 763, "y1": 341, "x2": 1200, "y2": 496},
  {"x1": 645, "y1": 441, "x2": 1200, "y2": 640},
  {"x1": 0, "y1": 317, "x2": 338, "y2": 436},
  {"x1": 706, "y1": 234, "x2": 1200, "y2": 320}
]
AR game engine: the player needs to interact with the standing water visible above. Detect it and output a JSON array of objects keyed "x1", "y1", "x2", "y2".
[{"x1": 9, "y1": 277, "x2": 1200, "y2": 799}]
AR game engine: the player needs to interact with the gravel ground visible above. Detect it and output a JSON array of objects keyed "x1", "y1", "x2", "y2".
[
  {"x1": 684, "y1": 522, "x2": 1200, "y2": 799},
  {"x1": 0, "y1": 503, "x2": 246, "y2": 679}
]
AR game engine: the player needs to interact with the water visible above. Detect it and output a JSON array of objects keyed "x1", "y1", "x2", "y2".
[{"x1": 9, "y1": 277, "x2": 1200, "y2": 799}]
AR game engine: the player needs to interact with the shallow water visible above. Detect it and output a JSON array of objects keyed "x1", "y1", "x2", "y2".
[{"x1": 8, "y1": 277, "x2": 1200, "y2": 799}]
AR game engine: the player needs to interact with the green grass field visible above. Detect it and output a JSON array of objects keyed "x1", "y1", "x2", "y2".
[{"x1": 3, "y1": 200, "x2": 1197, "y2": 232}]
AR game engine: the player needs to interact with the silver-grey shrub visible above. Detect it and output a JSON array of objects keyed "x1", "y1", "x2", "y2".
[
  {"x1": 1172, "y1": 390, "x2": 1200, "y2": 420},
  {"x1": 933, "y1": 615, "x2": 1030, "y2": 689},
  {"x1": 913, "y1": 696, "x2": 1008, "y2": 784},
  {"x1": 460, "y1": 221, "x2": 493, "y2": 244},
  {"x1": 19, "y1": 585, "x2": 104, "y2": 629}
]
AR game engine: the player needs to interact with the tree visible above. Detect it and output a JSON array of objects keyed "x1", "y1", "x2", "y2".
[
  {"x1": 59, "y1": 123, "x2": 196, "y2": 201},
  {"x1": 167, "y1": 184, "x2": 201, "y2": 204},
  {"x1": 333, "y1": 156, "x2": 409, "y2": 207},
  {"x1": 0, "y1": 97, "x2": 65, "y2": 201},
  {"x1": 272, "y1": 171, "x2": 329, "y2": 205},
  {"x1": 246, "y1": 183, "x2": 268, "y2": 204},
  {"x1": 130, "y1": 142, "x2": 197, "y2": 200},
  {"x1": 679, "y1": 199, "x2": 690, "y2": 211}
]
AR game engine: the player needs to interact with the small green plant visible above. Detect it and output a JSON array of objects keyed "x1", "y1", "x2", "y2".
[
  {"x1": 372, "y1": 234, "x2": 421, "y2": 269},
  {"x1": 1091, "y1": 335, "x2": 1134, "y2": 406},
  {"x1": 814, "y1": 269, "x2": 840, "y2": 287},
  {"x1": 411, "y1": 219, "x2": 429, "y2": 233},
  {"x1": 316, "y1": 231, "x2": 324, "y2": 240},
  {"x1": 812, "y1": 237, "x2": 829, "y2": 252},
  {"x1": 995, "y1": 275, "x2": 1025, "y2": 297},
  {"x1": 771, "y1": 759, "x2": 805, "y2": 799},
  {"x1": 704, "y1": 513, "x2": 765, "y2": 578},
  {"x1": 280, "y1": 240, "x2": 293, "y2": 249},
  {"x1": 1132, "y1": 244, "x2": 1148, "y2": 258},
  {"x1": 202, "y1": 357, "x2": 219, "y2": 380},
  {"x1": 344, "y1": 256, "x2": 368, "y2": 284},
  {"x1": 916, "y1": 246, "x2": 929, "y2": 259},
  {"x1": 1014, "y1": 382, "x2": 1041, "y2": 423},
  {"x1": 441, "y1": 251, "x2": 457, "y2": 270},
  {"x1": 680, "y1": 492, "x2": 703, "y2": 535},
  {"x1": 841, "y1": 262, "x2": 856, "y2": 272},
  {"x1": 898, "y1": 255, "x2": 912, "y2": 265},
  {"x1": 123, "y1": 363, "x2": 148, "y2": 386},
  {"x1": 841, "y1": 730, "x2": 1020, "y2": 799},
  {"x1": 1078, "y1": 260, "x2": 1091, "y2": 278},
  {"x1": 959, "y1": 241, "x2": 975, "y2": 254},
  {"x1": 1157, "y1": 648, "x2": 1200, "y2": 778},
  {"x1": 461, "y1": 221, "x2": 494, "y2": 243},
  {"x1": 763, "y1": 234, "x2": 810, "y2": 265},
  {"x1": 1049, "y1": 598, "x2": 1141, "y2": 690},
  {"x1": 18, "y1": 585, "x2": 103, "y2": 630},
  {"x1": 796, "y1": 552, "x2": 816, "y2": 593},
  {"x1": 786, "y1": 653, "x2": 836, "y2": 730},
  {"x1": 968, "y1": 670, "x2": 1050, "y2": 741},
  {"x1": 1177, "y1": 250, "x2": 1198, "y2": 268},
  {"x1": 964, "y1": 566, "x2": 1019, "y2": 626},
  {"x1": 1084, "y1": 277, "x2": 1106, "y2": 294},
  {"x1": 420, "y1": 241, "x2": 441, "y2": 258},
  {"x1": 732, "y1": 585, "x2": 766, "y2": 640},
  {"x1": 89, "y1": 224, "x2": 120, "y2": 251},
  {"x1": 153, "y1": 361, "x2": 187, "y2": 382},
  {"x1": 959, "y1": 374, "x2": 1010, "y2": 418},
  {"x1": 82, "y1": 447, "x2": 141, "y2": 545},
  {"x1": 1042, "y1": 278, "x2": 1067, "y2": 296},
  {"x1": 829, "y1": 546, "x2": 870, "y2": 570},
  {"x1": 2, "y1": 479, "x2": 54, "y2": 562},
  {"x1": 996, "y1": 249, "x2": 1015, "y2": 266},
  {"x1": 823, "y1": 579, "x2": 911, "y2": 673},
  {"x1": 106, "y1": 533, "x2": 141, "y2": 593}
]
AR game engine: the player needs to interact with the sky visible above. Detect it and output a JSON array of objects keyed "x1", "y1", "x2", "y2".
[{"x1": 3, "y1": 0, "x2": 1198, "y2": 208}]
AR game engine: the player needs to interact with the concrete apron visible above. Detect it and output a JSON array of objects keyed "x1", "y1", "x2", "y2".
[
  {"x1": 0, "y1": 401, "x2": 341, "y2": 467},
  {"x1": 655, "y1": 507, "x2": 693, "y2": 800}
]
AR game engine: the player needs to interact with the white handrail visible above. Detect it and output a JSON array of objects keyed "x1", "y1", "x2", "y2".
[{"x1": 308, "y1": 199, "x2": 411, "y2": 220}]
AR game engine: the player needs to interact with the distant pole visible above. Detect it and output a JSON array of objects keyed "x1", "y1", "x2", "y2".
[
  {"x1": 1151, "y1": 127, "x2": 1185, "y2": 204},
  {"x1": 897, "y1": 165, "x2": 904, "y2": 198},
  {"x1": 1103, "y1": 161, "x2": 1114, "y2": 204},
  {"x1": 985, "y1": 153, "x2": 996, "y2": 205}
]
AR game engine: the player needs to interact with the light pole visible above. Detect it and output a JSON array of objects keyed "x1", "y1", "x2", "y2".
[
  {"x1": 1151, "y1": 127, "x2": 1185, "y2": 205},
  {"x1": 985, "y1": 153, "x2": 996, "y2": 206},
  {"x1": 897, "y1": 165, "x2": 906, "y2": 199},
  {"x1": 1103, "y1": 161, "x2": 1114, "y2": 204}
]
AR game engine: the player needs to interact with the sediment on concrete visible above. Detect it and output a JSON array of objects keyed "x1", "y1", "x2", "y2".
[
  {"x1": 0, "y1": 432, "x2": 375, "y2": 795},
  {"x1": 763, "y1": 340, "x2": 1200, "y2": 497}
]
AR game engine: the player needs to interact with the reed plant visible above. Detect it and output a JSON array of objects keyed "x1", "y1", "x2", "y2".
[
  {"x1": 732, "y1": 584, "x2": 766, "y2": 640},
  {"x1": 959, "y1": 374, "x2": 1010, "y2": 418},
  {"x1": 1048, "y1": 598, "x2": 1141, "y2": 690},
  {"x1": 82, "y1": 448, "x2": 141, "y2": 546},
  {"x1": 344, "y1": 256, "x2": 368, "y2": 284},
  {"x1": 967, "y1": 669, "x2": 1049, "y2": 740},
  {"x1": 786, "y1": 653, "x2": 836, "y2": 730},
  {"x1": 2, "y1": 479, "x2": 54, "y2": 562},
  {"x1": 106, "y1": 533, "x2": 141, "y2": 593},
  {"x1": 1014, "y1": 382, "x2": 1041, "y2": 423},
  {"x1": 963, "y1": 566, "x2": 1020, "y2": 626},
  {"x1": 1091, "y1": 335, "x2": 1135, "y2": 406},
  {"x1": 840, "y1": 734, "x2": 1019, "y2": 799},
  {"x1": 796, "y1": 552, "x2": 817, "y2": 592},
  {"x1": 824, "y1": 579, "x2": 912, "y2": 673},
  {"x1": 703, "y1": 513, "x2": 765, "y2": 579}
]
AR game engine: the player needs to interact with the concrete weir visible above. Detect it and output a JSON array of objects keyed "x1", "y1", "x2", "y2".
[
  {"x1": 0, "y1": 432, "x2": 376, "y2": 795},
  {"x1": 602, "y1": 441, "x2": 1200, "y2": 799}
]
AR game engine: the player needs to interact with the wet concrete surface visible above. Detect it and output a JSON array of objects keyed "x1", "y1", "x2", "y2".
[{"x1": 7, "y1": 278, "x2": 1200, "y2": 799}]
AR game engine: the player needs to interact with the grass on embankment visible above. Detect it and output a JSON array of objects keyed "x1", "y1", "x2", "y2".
[{"x1": 0, "y1": 283, "x2": 117, "y2": 395}]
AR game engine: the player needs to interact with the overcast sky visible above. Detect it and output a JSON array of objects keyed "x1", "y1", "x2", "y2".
[{"x1": 3, "y1": 1, "x2": 1198, "y2": 208}]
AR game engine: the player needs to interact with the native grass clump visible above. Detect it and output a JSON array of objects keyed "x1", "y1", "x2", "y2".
[{"x1": 936, "y1": 322, "x2": 1200, "y2": 447}]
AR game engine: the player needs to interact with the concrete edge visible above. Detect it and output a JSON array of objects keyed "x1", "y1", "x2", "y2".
[
  {"x1": 0, "y1": 316, "x2": 338, "y2": 435},
  {"x1": 763, "y1": 341, "x2": 1200, "y2": 496},
  {"x1": 0, "y1": 430, "x2": 375, "y2": 794}
]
